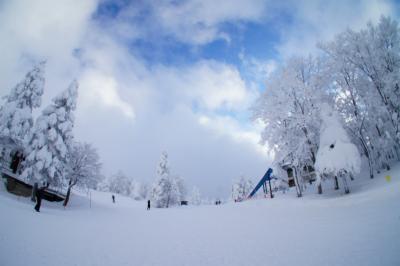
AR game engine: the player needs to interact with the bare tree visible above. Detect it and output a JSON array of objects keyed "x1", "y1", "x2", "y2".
[{"x1": 63, "y1": 142, "x2": 102, "y2": 207}]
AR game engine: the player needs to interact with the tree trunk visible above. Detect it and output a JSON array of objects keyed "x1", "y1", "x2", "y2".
[
  {"x1": 63, "y1": 180, "x2": 77, "y2": 207},
  {"x1": 63, "y1": 186, "x2": 72, "y2": 207},
  {"x1": 294, "y1": 167, "x2": 302, "y2": 197},
  {"x1": 340, "y1": 173, "x2": 350, "y2": 194},
  {"x1": 334, "y1": 176, "x2": 339, "y2": 190},
  {"x1": 268, "y1": 180, "x2": 274, "y2": 198},
  {"x1": 318, "y1": 183, "x2": 322, "y2": 194},
  {"x1": 166, "y1": 194, "x2": 170, "y2": 208},
  {"x1": 359, "y1": 134, "x2": 374, "y2": 179},
  {"x1": 31, "y1": 183, "x2": 38, "y2": 202}
]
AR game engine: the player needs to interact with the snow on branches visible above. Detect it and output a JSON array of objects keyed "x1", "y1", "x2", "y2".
[
  {"x1": 315, "y1": 104, "x2": 361, "y2": 193},
  {"x1": 22, "y1": 81, "x2": 78, "y2": 187},
  {"x1": 0, "y1": 62, "x2": 45, "y2": 143},
  {"x1": 151, "y1": 152, "x2": 186, "y2": 208}
]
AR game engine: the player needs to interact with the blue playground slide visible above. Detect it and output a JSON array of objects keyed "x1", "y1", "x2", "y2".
[{"x1": 248, "y1": 168, "x2": 273, "y2": 198}]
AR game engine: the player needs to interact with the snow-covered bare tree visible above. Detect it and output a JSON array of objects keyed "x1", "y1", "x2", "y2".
[
  {"x1": 231, "y1": 175, "x2": 253, "y2": 201},
  {"x1": 320, "y1": 16, "x2": 400, "y2": 176},
  {"x1": 253, "y1": 56, "x2": 326, "y2": 185},
  {"x1": 0, "y1": 62, "x2": 45, "y2": 143},
  {"x1": 21, "y1": 80, "x2": 78, "y2": 188},
  {"x1": 174, "y1": 175, "x2": 187, "y2": 202},
  {"x1": 107, "y1": 171, "x2": 132, "y2": 196},
  {"x1": 189, "y1": 186, "x2": 202, "y2": 205},
  {"x1": 63, "y1": 142, "x2": 102, "y2": 207}
]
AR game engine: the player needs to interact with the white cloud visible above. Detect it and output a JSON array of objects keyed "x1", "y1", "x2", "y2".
[
  {"x1": 152, "y1": 60, "x2": 258, "y2": 112},
  {"x1": 239, "y1": 51, "x2": 277, "y2": 84},
  {"x1": 274, "y1": 0, "x2": 397, "y2": 58},
  {"x1": 79, "y1": 70, "x2": 135, "y2": 118},
  {"x1": 198, "y1": 114, "x2": 268, "y2": 157},
  {"x1": 0, "y1": 0, "x2": 98, "y2": 94},
  {"x1": 150, "y1": 0, "x2": 268, "y2": 45}
]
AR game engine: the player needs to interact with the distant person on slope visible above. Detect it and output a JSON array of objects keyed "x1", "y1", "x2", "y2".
[
  {"x1": 112, "y1": 195, "x2": 115, "y2": 203},
  {"x1": 147, "y1": 200, "x2": 150, "y2": 210},
  {"x1": 34, "y1": 184, "x2": 47, "y2": 212}
]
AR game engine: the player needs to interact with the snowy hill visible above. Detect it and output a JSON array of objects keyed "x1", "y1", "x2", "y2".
[{"x1": 0, "y1": 165, "x2": 399, "y2": 266}]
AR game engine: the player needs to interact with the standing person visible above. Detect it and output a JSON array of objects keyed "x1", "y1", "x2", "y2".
[
  {"x1": 10, "y1": 151, "x2": 21, "y2": 174},
  {"x1": 147, "y1": 200, "x2": 150, "y2": 210},
  {"x1": 34, "y1": 185, "x2": 46, "y2": 212},
  {"x1": 112, "y1": 194, "x2": 115, "y2": 203}
]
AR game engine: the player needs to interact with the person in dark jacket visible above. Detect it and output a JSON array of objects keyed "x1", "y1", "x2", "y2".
[
  {"x1": 34, "y1": 186, "x2": 44, "y2": 212},
  {"x1": 112, "y1": 194, "x2": 115, "y2": 203},
  {"x1": 147, "y1": 200, "x2": 151, "y2": 210},
  {"x1": 10, "y1": 151, "x2": 21, "y2": 174}
]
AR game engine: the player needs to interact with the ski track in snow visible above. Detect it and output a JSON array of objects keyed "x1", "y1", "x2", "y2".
[{"x1": 0, "y1": 164, "x2": 399, "y2": 266}]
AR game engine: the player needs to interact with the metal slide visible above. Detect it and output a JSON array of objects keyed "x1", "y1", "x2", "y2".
[{"x1": 248, "y1": 168, "x2": 273, "y2": 198}]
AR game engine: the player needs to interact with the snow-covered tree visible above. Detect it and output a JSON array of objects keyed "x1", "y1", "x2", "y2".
[
  {"x1": 157, "y1": 151, "x2": 170, "y2": 177},
  {"x1": 320, "y1": 16, "x2": 400, "y2": 177},
  {"x1": 151, "y1": 152, "x2": 185, "y2": 208},
  {"x1": 231, "y1": 175, "x2": 253, "y2": 201},
  {"x1": 189, "y1": 186, "x2": 202, "y2": 205},
  {"x1": 315, "y1": 104, "x2": 361, "y2": 194},
  {"x1": 129, "y1": 180, "x2": 150, "y2": 200},
  {"x1": 150, "y1": 175, "x2": 175, "y2": 208},
  {"x1": 253, "y1": 56, "x2": 326, "y2": 188},
  {"x1": 21, "y1": 80, "x2": 78, "y2": 188},
  {"x1": 174, "y1": 175, "x2": 187, "y2": 202},
  {"x1": 63, "y1": 142, "x2": 102, "y2": 207},
  {"x1": 0, "y1": 62, "x2": 45, "y2": 143},
  {"x1": 137, "y1": 182, "x2": 149, "y2": 200},
  {"x1": 107, "y1": 171, "x2": 132, "y2": 196}
]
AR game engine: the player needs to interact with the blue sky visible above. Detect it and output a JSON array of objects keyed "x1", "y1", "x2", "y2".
[
  {"x1": 93, "y1": 0, "x2": 282, "y2": 86},
  {"x1": 0, "y1": 0, "x2": 399, "y2": 197}
]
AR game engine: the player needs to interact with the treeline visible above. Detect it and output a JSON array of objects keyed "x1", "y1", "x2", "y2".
[{"x1": 253, "y1": 17, "x2": 400, "y2": 190}]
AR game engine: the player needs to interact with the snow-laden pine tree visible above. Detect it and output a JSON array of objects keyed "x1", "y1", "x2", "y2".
[
  {"x1": 0, "y1": 62, "x2": 45, "y2": 143},
  {"x1": 315, "y1": 104, "x2": 361, "y2": 194},
  {"x1": 189, "y1": 186, "x2": 202, "y2": 205},
  {"x1": 21, "y1": 81, "x2": 78, "y2": 188},
  {"x1": 151, "y1": 152, "x2": 184, "y2": 208},
  {"x1": 231, "y1": 175, "x2": 253, "y2": 201}
]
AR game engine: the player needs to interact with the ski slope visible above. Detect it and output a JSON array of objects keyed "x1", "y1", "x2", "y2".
[{"x1": 0, "y1": 165, "x2": 399, "y2": 266}]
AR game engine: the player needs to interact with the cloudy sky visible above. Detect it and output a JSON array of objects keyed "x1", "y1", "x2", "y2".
[{"x1": 0, "y1": 0, "x2": 398, "y2": 197}]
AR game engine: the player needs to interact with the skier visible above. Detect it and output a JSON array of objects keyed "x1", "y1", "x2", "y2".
[
  {"x1": 112, "y1": 194, "x2": 115, "y2": 203},
  {"x1": 147, "y1": 200, "x2": 151, "y2": 210}
]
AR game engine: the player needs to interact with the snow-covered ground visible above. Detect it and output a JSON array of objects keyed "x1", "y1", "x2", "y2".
[{"x1": 1, "y1": 164, "x2": 399, "y2": 266}]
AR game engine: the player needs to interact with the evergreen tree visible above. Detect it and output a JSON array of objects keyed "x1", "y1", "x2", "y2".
[
  {"x1": 151, "y1": 152, "x2": 184, "y2": 208},
  {"x1": 0, "y1": 62, "x2": 45, "y2": 143},
  {"x1": 22, "y1": 81, "x2": 78, "y2": 188}
]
